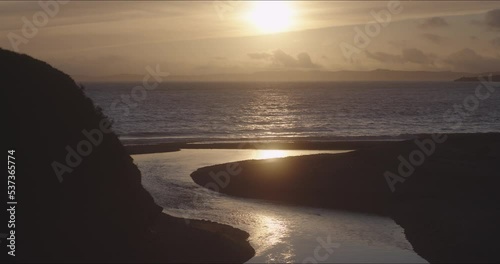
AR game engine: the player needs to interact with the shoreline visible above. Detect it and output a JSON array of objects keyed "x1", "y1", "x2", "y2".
[
  {"x1": 125, "y1": 140, "x2": 397, "y2": 155},
  {"x1": 125, "y1": 132, "x2": 500, "y2": 155},
  {"x1": 189, "y1": 133, "x2": 500, "y2": 263},
  {"x1": 140, "y1": 213, "x2": 255, "y2": 263}
]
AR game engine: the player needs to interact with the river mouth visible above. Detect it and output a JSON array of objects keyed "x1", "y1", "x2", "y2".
[{"x1": 133, "y1": 149, "x2": 427, "y2": 263}]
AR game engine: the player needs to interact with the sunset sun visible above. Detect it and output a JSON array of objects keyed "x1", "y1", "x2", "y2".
[{"x1": 246, "y1": 1, "x2": 294, "y2": 34}]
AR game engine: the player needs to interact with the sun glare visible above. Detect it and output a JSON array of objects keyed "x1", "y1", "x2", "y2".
[{"x1": 246, "y1": 1, "x2": 294, "y2": 34}]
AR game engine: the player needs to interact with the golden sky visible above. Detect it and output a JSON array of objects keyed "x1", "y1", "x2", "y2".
[{"x1": 1, "y1": 1, "x2": 499, "y2": 76}]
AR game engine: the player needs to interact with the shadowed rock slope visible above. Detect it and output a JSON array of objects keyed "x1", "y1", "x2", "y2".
[{"x1": 2, "y1": 48, "x2": 254, "y2": 263}]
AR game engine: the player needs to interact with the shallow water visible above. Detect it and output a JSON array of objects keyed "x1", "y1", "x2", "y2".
[{"x1": 133, "y1": 149, "x2": 427, "y2": 263}]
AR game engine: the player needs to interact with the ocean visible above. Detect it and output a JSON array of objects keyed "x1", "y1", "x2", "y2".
[
  {"x1": 84, "y1": 81, "x2": 497, "y2": 263},
  {"x1": 84, "y1": 81, "x2": 500, "y2": 144}
]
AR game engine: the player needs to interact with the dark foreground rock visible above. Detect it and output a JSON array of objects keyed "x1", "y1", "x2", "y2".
[
  {"x1": 191, "y1": 133, "x2": 500, "y2": 263},
  {"x1": 140, "y1": 214, "x2": 254, "y2": 263},
  {"x1": 2, "y1": 48, "x2": 254, "y2": 262},
  {"x1": 390, "y1": 134, "x2": 500, "y2": 263}
]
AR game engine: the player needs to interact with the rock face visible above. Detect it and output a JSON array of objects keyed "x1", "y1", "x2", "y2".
[
  {"x1": 2, "y1": 48, "x2": 254, "y2": 262},
  {"x1": 2, "y1": 48, "x2": 161, "y2": 261}
]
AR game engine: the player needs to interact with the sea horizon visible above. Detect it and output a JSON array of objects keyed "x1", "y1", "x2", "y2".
[
  {"x1": 84, "y1": 81, "x2": 500, "y2": 146},
  {"x1": 4, "y1": 1, "x2": 500, "y2": 263}
]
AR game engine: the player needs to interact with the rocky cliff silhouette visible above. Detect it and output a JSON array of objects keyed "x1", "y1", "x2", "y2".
[{"x1": 1, "y1": 48, "x2": 254, "y2": 262}]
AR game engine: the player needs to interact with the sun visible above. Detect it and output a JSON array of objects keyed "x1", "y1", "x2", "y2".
[{"x1": 246, "y1": 1, "x2": 294, "y2": 34}]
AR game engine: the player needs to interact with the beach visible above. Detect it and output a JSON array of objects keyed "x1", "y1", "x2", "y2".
[
  {"x1": 5, "y1": 2, "x2": 500, "y2": 262},
  {"x1": 187, "y1": 133, "x2": 500, "y2": 263},
  {"x1": 132, "y1": 148, "x2": 426, "y2": 263},
  {"x1": 125, "y1": 140, "x2": 388, "y2": 155},
  {"x1": 121, "y1": 133, "x2": 500, "y2": 262}
]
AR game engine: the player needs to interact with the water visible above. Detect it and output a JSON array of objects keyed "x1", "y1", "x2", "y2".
[
  {"x1": 84, "y1": 81, "x2": 497, "y2": 262},
  {"x1": 84, "y1": 81, "x2": 500, "y2": 144},
  {"x1": 133, "y1": 149, "x2": 427, "y2": 263}
]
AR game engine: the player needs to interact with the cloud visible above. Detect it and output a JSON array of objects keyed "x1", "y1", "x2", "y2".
[
  {"x1": 443, "y1": 48, "x2": 500, "y2": 72},
  {"x1": 247, "y1": 52, "x2": 272, "y2": 60},
  {"x1": 248, "y1": 50, "x2": 320, "y2": 69},
  {"x1": 491, "y1": 37, "x2": 500, "y2": 47},
  {"x1": 485, "y1": 9, "x2": 500, "y2": 29},
  {"x1": 402, "y1": 49, "x2": 436, "y2": 65},
  {"x1": 297, "y1": 52, "x2": 318, "y2": 68},
  {"x1": 470, "y1": 9, "x2": 500, "y2": 30},
  {"x1": 470, "y1": 18, "x2": 483, "y2": 26},
  {"x1": 366, "y1": 48, "x2": 500, "y2": 72},
  {"x1": 365, "y1": 51, "x2": 404, "y2": 64},
  {"x1": 272, "y1": 50, "x2": 299, "y2": 67},
  {"x1": 419, "y1": 17, "x2": 449, "y2": 29},
  {"x1": 388, "y1": 40, "x2": 407, "y2": 49},
  {"x1": 366, "y1": 48, "x2": 436, "y2": 65},
  {"x1": 421, "y1": 33, "x2": 446, "y2": 44}
]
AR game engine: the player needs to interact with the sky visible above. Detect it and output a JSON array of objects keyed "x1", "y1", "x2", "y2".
[{"x1": 1, "y1": 1, "x2": 500, "y2": 76}]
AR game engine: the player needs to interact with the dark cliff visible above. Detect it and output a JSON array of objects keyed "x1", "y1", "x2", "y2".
[{"x1": 1, "y1": 48, "x2": 254, "y2": 262}]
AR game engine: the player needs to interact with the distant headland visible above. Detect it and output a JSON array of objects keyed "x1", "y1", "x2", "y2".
[{"x1": 454, "y1": 75, "x2": 500, "y2": 82}]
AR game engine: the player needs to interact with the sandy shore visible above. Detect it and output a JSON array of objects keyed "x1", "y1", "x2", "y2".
[
  {"x1": 138, "y1": 213, "x2": 255, "y2": 263},
  {"x1": 125, "y1": 140, "x2": 390, "y2": 154},
  {"x1": 190, "y1": 133, "x2": 500, "y2": 263}
]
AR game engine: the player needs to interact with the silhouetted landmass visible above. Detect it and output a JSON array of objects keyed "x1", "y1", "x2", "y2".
[
  {"x1": 2, "y1": 48, "x2": 254, "y2": 262},
  {"x1": 74, "y1": 69, "x2": 472, "y2": 83},
  {"x1": 454, "y1": 75, "x2": 500, "y2": 82},
  {"x1": 191, "y1": 133, "x2": 500, "y2": 263}
]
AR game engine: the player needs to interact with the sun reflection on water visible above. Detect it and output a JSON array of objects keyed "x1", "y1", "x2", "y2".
[{"x1": 250, "y1": 214, "x2": 295, "y2": 263}]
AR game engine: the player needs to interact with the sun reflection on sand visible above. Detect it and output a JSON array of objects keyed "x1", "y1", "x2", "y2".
[
  {"x1": 254, "y1": 150, "x2": 289, "y2": 160},
  {"x1": 253, "y1": 149, "x2": 351, "y2": 160}
]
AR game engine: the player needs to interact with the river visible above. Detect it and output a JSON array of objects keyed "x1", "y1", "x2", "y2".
[{"x1": 133, "y1": 149, "x2": 427, "y2": 263}]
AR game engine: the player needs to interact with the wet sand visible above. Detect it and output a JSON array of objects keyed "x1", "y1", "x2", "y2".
[
  {"x1": 189, "y1": 133, "x2": 500, "y2": 263},
  {"x1": 139, "y1": 213, "x2": 255, "y2": 263},
  {"x1": 125, "y1": 140, "x2": 390, "y2": 155}
]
